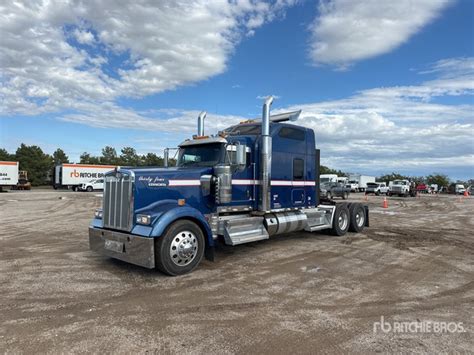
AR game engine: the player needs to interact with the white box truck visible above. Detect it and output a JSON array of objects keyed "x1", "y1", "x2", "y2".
[
  {"x1": 54, "y1": 164, "x2": 116, "y2": 191},
  {"x1": 348, "y1": 174, "x2": 376, "y2": 192},
  {"x1": 0, "y1": 161, "x2": 19, "y2": 191}
]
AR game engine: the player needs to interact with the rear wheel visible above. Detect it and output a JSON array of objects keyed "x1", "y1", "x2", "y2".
[
  {"x1": 327, "y1": 192, "x2": 332, "y2": 200},
  {"x1": 348, "y1": 203, "x2": 365, "y2": 233},
  {"x1": 155, "y1": 220, "x2": 205, "y2": 276},
  {"x1": 330, "y1": 204, "x2": 350, "y2": 236},
  {"x1": 342, "y1": 192, "x2": 349, "y2": 200}
]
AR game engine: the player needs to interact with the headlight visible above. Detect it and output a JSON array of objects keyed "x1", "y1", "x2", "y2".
[
  {"x1": 136, "y1": 214, "x2": 151, "y2": 225},
  {"x1": 94, "y1": 209, "x2": 103, "y2": 219}
]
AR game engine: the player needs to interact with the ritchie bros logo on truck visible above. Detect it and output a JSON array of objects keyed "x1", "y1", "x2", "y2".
[{"x1": 69, "y1": 170, "x2": 106, "y2": 179}]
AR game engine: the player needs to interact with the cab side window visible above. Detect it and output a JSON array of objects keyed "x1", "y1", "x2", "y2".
[{"x1": 279, "y1": 127, "x2": 305, "y2": 141}]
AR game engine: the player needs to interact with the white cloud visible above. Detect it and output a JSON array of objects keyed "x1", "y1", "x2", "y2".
[
  {"x1": 0, "y1": 0, "x2": 297, "y2": 115},
  {"x1": 56, "y1": 57, "x2": 474, "y2": 176},
  {"x1": 73, "y1": 28, "x2": 95, "y2": 45},
  {"x1": 309, "y1": 0, "x2": 452, "y2": 68}
]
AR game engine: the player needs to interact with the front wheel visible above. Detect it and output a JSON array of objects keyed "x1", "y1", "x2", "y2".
[
  {"x1": 342, "y1": 192, "x2": 348, "y2": 200},
  {"x1": 155, "y1": 220, "x2": 205, "y2": 276},
  {"x1": 330, "y1": 204, "x2": 350, "y2": 236},
  {"x1": 86, "y1": 186, "x2": 93, "y2": 192}
]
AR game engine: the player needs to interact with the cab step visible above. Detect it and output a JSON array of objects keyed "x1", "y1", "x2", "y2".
[{"x1": 223, "y1": 217, "x2": 269, "y2": 246}]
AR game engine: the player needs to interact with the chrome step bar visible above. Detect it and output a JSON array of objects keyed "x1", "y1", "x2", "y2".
[{"x1": 223, "y1": 217, "x2": 269, "y2": 246}]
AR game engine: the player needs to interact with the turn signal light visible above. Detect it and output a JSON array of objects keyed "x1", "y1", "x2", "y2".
[{"x1": 178, "y1": 199, "x2": 186, "y2": 206}]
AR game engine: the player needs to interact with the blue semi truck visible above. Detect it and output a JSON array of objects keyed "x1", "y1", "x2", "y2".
[{"x1": 89, "y1": 97, "x2": 369, "y2": 275}]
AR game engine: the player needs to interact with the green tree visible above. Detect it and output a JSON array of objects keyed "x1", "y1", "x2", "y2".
[
  {"x1": 120, "y1": 147, "x2": 140, "y2": 166},
  {"x1": 52, "y1": 148, "x2": 69, "y2": 165},
  {"x1": 15, "y1": 144, "x2": 53, "y2": 186},
  {"x1": 80, "y1": 152, "x2": 100, "y2": 164},
  {"x1": 376, "y1": 172, "x2": 410, "y2": 184},
  {"x1": 142, "y1": 152, "x2": 163, "y2": 166},
  {"x1": 100, "y1": 146, "x2": 118, "y2": 165},
  {"x1": 0, "y1": 148, "x2": 15, "y2": 161},
  {"x1": 426, "y1": 173, "x2": 450, "y2": 188},
  {"x1": 320, "y1": 165, "x2": 347, "y2": 176}
]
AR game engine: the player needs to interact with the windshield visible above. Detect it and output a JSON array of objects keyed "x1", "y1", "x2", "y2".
[
  {"x1": 320, "y1": 177, "x2": 331, "y2": 183},
  {"x1": 367, "y1": 183, "x2": 378, "y2": 187},
  {"x1": 177, "y1": 143, "x2": 224, "y2": 167},
  {"x1": 393, "y1": 180, "x2": 407, "y2": 185}
]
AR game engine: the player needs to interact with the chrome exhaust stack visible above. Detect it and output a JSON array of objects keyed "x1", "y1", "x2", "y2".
[
  {"x1": 163, "y1": 148, "x2": 169, "y2": 167},
  {"x1": 197, "y1": 111, "x2": 207, "y2": 136},
  {"x1": 259, "y1": 96, "x2": 273, "y2": 212}
]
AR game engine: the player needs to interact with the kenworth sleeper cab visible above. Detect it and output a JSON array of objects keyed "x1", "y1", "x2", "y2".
[{"x1": 89, "y1": 97, "x2": 369, "y2": 275}]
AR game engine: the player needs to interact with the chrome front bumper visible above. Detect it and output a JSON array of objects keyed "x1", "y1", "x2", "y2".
[{"x1": 89, "y1": 227, "x2": 155, "y2": 269}]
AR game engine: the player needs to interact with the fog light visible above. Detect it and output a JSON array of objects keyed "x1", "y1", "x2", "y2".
[
  {"x1": 136, "y1": 214, "x2": 151, "y2": 225},
  {"x1": 94, "y1": 209, "x2": 103, "y2": 219}
]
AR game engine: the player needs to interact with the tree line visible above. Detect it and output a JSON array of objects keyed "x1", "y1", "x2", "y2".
[{"x1": 0, "y1": 144, "x2": 470, "y2": 187}]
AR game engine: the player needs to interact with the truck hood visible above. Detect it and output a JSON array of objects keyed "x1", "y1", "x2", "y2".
[{"x1": 128, "y1": 167, "x2": 213, "y2": 214}]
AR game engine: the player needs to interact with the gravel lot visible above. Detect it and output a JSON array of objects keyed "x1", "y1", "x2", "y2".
[{"x1": 1, "y1": 190, "x2": 473, "y2": 353}]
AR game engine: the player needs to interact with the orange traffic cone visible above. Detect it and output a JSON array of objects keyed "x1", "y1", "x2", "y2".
[
  {"x1": 382, "y1": 197, "x2": 388, "y2": 209},
  {"x1": 464, "y1": 190, "x2": 469, "y2": 197}
]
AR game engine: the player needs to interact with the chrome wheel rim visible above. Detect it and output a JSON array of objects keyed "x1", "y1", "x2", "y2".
[
  {"x1": 355, "y1": 210, "x2": 364, "y2": 227},
  {"x1": 170, "y1": 231, "x2": 198, "y2": 266},
  {"x1": 338, "y1": 211, "x2": 348, "y2": 230}
]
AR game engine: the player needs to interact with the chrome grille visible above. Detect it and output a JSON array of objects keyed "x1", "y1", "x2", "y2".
[
  {"x1": 392, "y1": 186, "x2": 402, "y2": 193},
  {"x1": 103, "y1": 171, "x2": 134, "y2": 231}
]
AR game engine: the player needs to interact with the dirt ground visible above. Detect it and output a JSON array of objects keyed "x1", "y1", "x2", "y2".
[{"x1": 1, "y1": 190, "x2": 473, "y2": 353}]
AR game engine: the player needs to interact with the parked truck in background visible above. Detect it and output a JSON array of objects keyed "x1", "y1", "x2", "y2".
[
  {"x1": 365, "y1": 182, "x2": 389, "y2": 195},
  {"x1": 346, "y1": 180, "x2": 359, "y2": 192},
  {"x1": 455, "y1": 184, "x2": 466, "y2": 195},
  {"x1": 89, "y1": 98, "x2": 369, "y2": 275},
  {"x1": 54, "y1": 164, "x2": 115, "y2": 191},
  {"x1": 348, "y1": 174, "x2": 375, "y2": 192},
  {"x1": 320, "y1": 174, "x2": 338, "y2": 184},
  {"x1": 387, "y1": 179, "x2": 416, "y2": 197},
  {"x1": 0, "y1": 161, "x2": 19, "y2": 192},
  {"x1": 79, "y1": 179, "x2": 105, "y2": 192},
  {"x1": 320, "y1": 182, "x2": 350, "y2": 200}
]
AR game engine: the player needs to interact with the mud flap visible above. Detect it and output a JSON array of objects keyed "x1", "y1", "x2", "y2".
[
  {"x1": 205, "y1": 246, "x2": 215, "y2": 262},
  {"x1": 364, "y1": 205, "x2": 370, "y2": 227}
]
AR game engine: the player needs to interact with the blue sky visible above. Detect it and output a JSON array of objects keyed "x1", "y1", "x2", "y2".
[{"x1": 1, "y1": 0, "x2": 473, "y2": 179}]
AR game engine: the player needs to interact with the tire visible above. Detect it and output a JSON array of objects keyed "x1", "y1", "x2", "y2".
[
  {"x1": 375, "y1": 191, "x2": 380, "y2": 196},
  {"x1": 155, "y1": 220, "x2": 205, "y2": 276},
  {"x1": 72, "y1": 186, "x2": 77, "y2": 192},
  {"x1": 329, "y1": 204, "x2": 350, "y2": 236},
  {"x1": 327, "y1": 192, "x2": 332, "y2": 200},
  {"x1": 342, "y1": 192, "x2": 348, "y2": 200},
  {"x1": 348, "y1": 203, "x2": 365, "y2": 233},
  {"x1": 86, "y1": 186, "x2": 93, "y2": 192}
]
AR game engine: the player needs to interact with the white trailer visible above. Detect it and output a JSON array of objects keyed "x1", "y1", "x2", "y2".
[
  {"x1": 348, "y1": 174, "x2": 376, "y2": 192},
  {"x1": 0, "y1": 161, "x2": 19, "y2": 191},
  {"x1": 54, "y1": 164, "x2": 116, "y2": 191}
]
